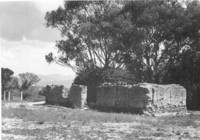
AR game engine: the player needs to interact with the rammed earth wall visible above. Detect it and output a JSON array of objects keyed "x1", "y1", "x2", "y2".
[
  {"x1": 87, "y1": 86, "x2": 97, "y2": 106},
  {"x1": 68, "y1": 85, "x2": 87, "y2": 108},
  {"x1": 96, "y1": 83, "x2": 186, "y2": 113},
  {"x1": 42, "y1": 83, "x2": 186, "y2": 113}
]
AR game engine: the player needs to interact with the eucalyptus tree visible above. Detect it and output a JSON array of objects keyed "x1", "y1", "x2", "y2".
[
  {"x1": 120, "y1": 0, "x2": 200, "y2": 83},
  {"x1": 18, "y1": 73, "x2": 40, "y2": 90},
  {"x1": 45, "y1": 1, "x2": 127, "y2": 75}
]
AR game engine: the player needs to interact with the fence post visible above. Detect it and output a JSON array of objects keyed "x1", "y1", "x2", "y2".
[
  {"x1": 4, "y1": 91, "x2": 6, "y2": 101},
  {"x1": 8, "y1": 91, "x2": 11, "y2": 101},
  {"x1": 21, "y1": 92, "x2": 23, "y2": 101}
]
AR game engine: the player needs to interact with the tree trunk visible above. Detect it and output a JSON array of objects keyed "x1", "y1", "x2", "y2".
[
  {"x1": 153, "y1": 73, "x2": 160, "y2": 84},
  {"x1": 146, "y1": 66, "x2": 153, "y2": 83}
]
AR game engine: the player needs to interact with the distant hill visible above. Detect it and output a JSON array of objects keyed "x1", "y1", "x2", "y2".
[{"x1": 37, "y1": 74, "x2": 76, "y2": 88}]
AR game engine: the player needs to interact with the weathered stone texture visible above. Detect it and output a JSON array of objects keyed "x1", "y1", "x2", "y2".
[
  {"x1": 96, "y1": 83, "x2": 186, "y2": 113},
  {"x1": 68, "y1": 85, "x2": 87, "y2": 108},
  {"x1": 115, "y1": 86, "x2": 129, "y2": 108}
]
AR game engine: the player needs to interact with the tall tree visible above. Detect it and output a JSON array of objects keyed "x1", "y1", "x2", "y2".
[
  {"x1": 18, "y1": 73, "x2": 40, "y2": 91},
  {"x1": 1, "y1": 68, "x2": 14, "y2": 94},
  {"x1": 45, "y1": 1, "x2": 126, "y2": 75},
  {"x1": 120, "y1": 0, "x2": 200, "y2": 83}
]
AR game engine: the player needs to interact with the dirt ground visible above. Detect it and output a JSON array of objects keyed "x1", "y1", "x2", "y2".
[{"x1": 2, "y1": 102, "x2": 200, "y2": 140}]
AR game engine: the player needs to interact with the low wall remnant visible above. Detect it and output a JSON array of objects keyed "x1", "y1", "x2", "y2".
[
  {"x1": 68, "y1": 85, "x2": 87, "y2": 108},
  {"x1": 87, "y1": 86, "x2": 97, "y2": 106},
  {"x1": 96, "y1": 83, "x2": 186, "y2": 113}
]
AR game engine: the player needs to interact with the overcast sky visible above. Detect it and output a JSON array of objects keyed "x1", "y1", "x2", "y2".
[{"x1": 0, "y1": 0, "x2": 75, "y2": 76}]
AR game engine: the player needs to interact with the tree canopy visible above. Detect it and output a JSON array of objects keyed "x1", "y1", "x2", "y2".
[
  {"x1": 45, "y1": 0, "x2": 200, "y2": 85},
  {"x1": 1, "y1": 68, "x2": 14, "y2": 91},
  {"x1": 18, "y1": 73, "x2": 40, "y2": 91},
  {"x1": 45, "y1": 1, "x2": 128, "y2": 74},
  {"x1": 5, "y1": 76, "x2": 20, "y2": 90},
  {"x1": 119, "y1": 0, "x2": 200, "y2": 83}
]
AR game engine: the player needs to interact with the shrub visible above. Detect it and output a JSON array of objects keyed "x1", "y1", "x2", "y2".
[
  {"x1": 23, "y1": 86, "x2": 45, "y2": 102},
  {"x1": 39, "y1": 85, "x2": 70, "y2": 106},
  {"x1": 73, "y1": 68, "x2": 136, "y2": 86}
]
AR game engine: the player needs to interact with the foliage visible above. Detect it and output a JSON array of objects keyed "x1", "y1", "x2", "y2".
[
  {"x1": 23, "y1": 86, "x2": 45, "y2": 101},
  {"x1": 73, "y1": 67, "x2": 135, "y2": 86},
  {"x1": 1, "y1": 68, "x2": 14, "y2": 91},
  {"x1": 39, "y1": 85, "x2": 67, "y2": 97},
  {"x1": 39, "y1": 85, "x2": 52, "y2": 97},
  {"x1": 164, "y1": 49, "x2": 200, "y2": 85},
  {"x1": 44, "y1": 0, "x2": 200, "y2": 102},
  {"x1": 118, "y1": 0, "x2": 200, "y2": 110},
  {"x1": 162, "y1": 49, "x2": 200, "y2": 110},
  {"x1": 39, "y1": 85, "x2": 70, "y2": 106},
  {"x1": 18, "y1": 73, "x2": 40, "y2": 91},
  {"x1": 45, "y1": 1, "x2": 127, "y2": 73},
  {"x1": 120, "y1": 0, "x2": 200, "y2": 83},
  {"x1": 5, "y1": 76, "x2": 20, "y2": 90},
  {"x1": 73, "y1": 67, "x2": 102, "y2": 86}
]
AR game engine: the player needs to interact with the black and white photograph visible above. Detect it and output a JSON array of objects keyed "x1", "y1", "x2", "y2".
[{"x1": 1, "y1": 0, "x2": 200, "y2": 139}]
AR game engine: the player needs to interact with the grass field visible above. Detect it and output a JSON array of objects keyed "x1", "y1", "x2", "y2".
[{"x1": 2, "y1": 102, "x2": 200, "y2": 140}]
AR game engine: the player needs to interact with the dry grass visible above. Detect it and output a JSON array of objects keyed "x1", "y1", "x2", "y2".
[
  {"x1": 2, "y1": 106, "x2": 150, "y2": 123},
  {"x1": 2, "y1": 104, "x2": 200, "y2": 140}
]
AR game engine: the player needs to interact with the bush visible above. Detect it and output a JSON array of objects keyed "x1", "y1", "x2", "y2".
[
  {"x1": 23, "y1": 86, "x2": 45, "y2": 102},
  {"x1": 7, "y1": 86, "x2": 44, "y2": 102},
  {"x1": 73, "y1": 67, "x2": 102, "y2": 86},
  {"x1": 73, "y1": 68, "x2": 136, "y2": 86},
  {"x1": 101, "y1": 68, "x2": 136, "y2": 84},
  {"x1": 39, "y1": 85, "x2": 70, "y2": 106}
]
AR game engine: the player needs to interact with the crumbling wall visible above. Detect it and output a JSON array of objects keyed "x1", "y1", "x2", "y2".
[
  {"x1": 68, "y1": 85, "x2": 87, "y2": 108},
  {"x1": 140, "y1": 83, "x2": 186, "y2": 113},
  {"x1": 96, "y1": 83, "x2": 186, "y2": 113}
]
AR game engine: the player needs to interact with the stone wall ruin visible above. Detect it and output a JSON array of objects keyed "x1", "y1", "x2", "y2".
[
  {"x1": 68, "y1": 85, "x2": 87, "y2": 108},
  {"x1": 86, "y1": 86, "x2": 97, "y2": 106},
  {"x1": 96, "y1": 83, "x2": 186, "y2": 113},
  {"x1": 41, "y1": 83, "x2": 186, "y2": 113}
]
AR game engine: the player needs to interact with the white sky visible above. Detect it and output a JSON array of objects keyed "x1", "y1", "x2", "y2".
[{"x1": 0, "y1": 0, "x2": 75, "y2": 76}]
